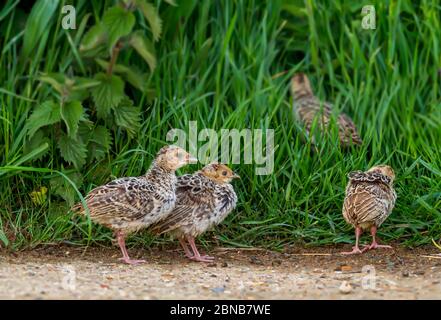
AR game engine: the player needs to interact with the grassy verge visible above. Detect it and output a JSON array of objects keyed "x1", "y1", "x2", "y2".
[{"x1": 0, "y1": 0, "x2": 440, "y2": 250}]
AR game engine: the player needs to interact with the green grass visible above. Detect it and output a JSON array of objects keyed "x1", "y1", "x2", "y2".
[{"x1": 0, "y1": 0, "x2": 440, "y2": 251}]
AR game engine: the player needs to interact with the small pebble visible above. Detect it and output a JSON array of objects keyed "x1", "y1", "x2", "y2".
[
  {"x1": 272, "y1": 260, "x2": 282, "y2": 266},
  {"x1": 250, "y1": 256, "x2": 264, "y2": 265},
  {"x1": 339, "y1": 281, "x2": 352, "y2": 294},
  {"x1": 211, "y1": 287, "x2": 225, "y2": 294}
]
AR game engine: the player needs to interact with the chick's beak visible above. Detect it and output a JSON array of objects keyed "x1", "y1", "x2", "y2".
[{"x1": 233, "y1": 173, "x2": 240, "y2": 179}]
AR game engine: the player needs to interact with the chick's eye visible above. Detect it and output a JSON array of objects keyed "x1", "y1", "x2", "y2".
[{"x1": 222, "y1": 171, "x2": 227, "y2": 176}]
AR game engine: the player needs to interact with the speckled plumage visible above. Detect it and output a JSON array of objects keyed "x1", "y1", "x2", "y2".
[
  {"x1": 290, "y1": 73, "x2": 362, "y2": 147},
  {"x1": 341, "y1": 165, "x2": 397, "y2": 254},
  {"x1": 71, "y1": 145, "x2": 197, "y2": 264},
  {"x1": 151, "y1": 163, "x2": 239, "y2": 262},
  {"x1": 72, "y1": 166, "x2": 177, "y2": 234}
]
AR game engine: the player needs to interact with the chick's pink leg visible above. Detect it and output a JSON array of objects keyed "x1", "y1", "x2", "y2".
[
  {"x1": 116, "y1": 231, "x2": 146, "y2": 265},
  {"x1": 341, "y1": 227, "x2": 363, "y2": 255},
  {"x1": 187, "y1": 236, "x2": 215, "y2": 262},
  {"x1": 179, "y1": 238, "x2": 194, "y2": 258},
  {"x1": 362, "y1": 226, "x2": 392, "y2": 252}
]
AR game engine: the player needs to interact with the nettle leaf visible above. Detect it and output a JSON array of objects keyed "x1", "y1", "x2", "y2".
[
  {"x1": 79, "y1": 112, "x2": 94, "y2": 127},
  {"x1": 23, "y1": 130, "x2": 51, "y2": 161},
  {"x1": 103, "y1": 6, "x2": 135, "y2": 49},
  {"x1": 58, "y1": 133, "x2": 87, "y2": 169},
  {"x1": 136, "y1": 0, "x2": 162, "y2": 41},
  {"x1": 124, "y1": 68, "x2": 148, "y2": 92},
  {"x1": 71, "y1": 77, "x2": 102, "y2": 91},
  {"x1": 129, "y1": 31, "x2": 157, "y2": 71},
  {"x1": 61, "y1": 100, "x2": 83, "y2": 138},
  {"x1": 27, "y1": 100, "x2": 61, "y2": 137},
  {"x1": 80, "y1": 23, "x2": 107, "y2": 52},
  {"x1": 78, "y1": 122, "x2": 91, "y2": 137},
  {"x1": 88, "y1": 142, "x2": 108, "y2": 161},
  {"x1": 39, "y1": 73, "x2": 66, "y2": 94},
  {"x1": 95, "y1": 58, "x2": 148, "y2": 92},
  {"x1": 113, "y1": 98, "x2": 141, "y2": 138},
  {"x1": 91, "y1": 125, "x2": 112, "y2": 149},
  {"x1": 50, "y1": 172, "x2": 83, "y2": 206},
  {"x1": 88, "y1": 125, "x2": 112, "y2": 160},
  {"x1": 67, "y1": 77, "x2": 101, "y2": 102},
  {"x1": 91, "y1": 73, "x2": 125, "y2": 118}
]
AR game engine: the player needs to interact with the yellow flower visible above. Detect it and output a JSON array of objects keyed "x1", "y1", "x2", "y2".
[{"x1": 30, "y1": 186, "x2": 48, "y2": 205}]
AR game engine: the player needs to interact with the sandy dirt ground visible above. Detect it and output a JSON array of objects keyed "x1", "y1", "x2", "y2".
[{"x1": 1, "y1": 244, "x2": 441, "y2": 299}]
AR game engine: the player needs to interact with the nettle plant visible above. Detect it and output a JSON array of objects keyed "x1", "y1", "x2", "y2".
[{"x1": 24, "y1": 0, "x2": 173, "y2": 205}]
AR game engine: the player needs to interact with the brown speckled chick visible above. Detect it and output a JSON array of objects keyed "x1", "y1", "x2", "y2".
[
  {"x1": 290, "y1": 73, "x2": 362, "y2": 147},
  {"x1": 71, "y1": 145, "x2": 197, "y2": 264},
  {"x1": 150, "y1": 163, "x2": 239, "y2": 262},
  {"x1": 342, "y1": 165, "x2": 397, "y2": 255}
]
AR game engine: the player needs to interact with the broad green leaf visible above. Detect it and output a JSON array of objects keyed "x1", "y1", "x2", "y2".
[
  {"x1": 27, "y1": 100, "x2": 61, "y2": 137},
  {"x1": 95, "y1": 59, "x2": 147, "y2": 92},
  {"x1": 129, "y1": 31, "x2": 157, "y2": 71},
  {"x1": 58, "y1": 134, "x2": 87, "y2": 169},
  {"x1": 68, "y1": 78, "x2": 101, "y2": 102},
  {"x1": 50, "y1": 172, "x2": 83, "y2": 206},
  {"x1": 61, "y1": 100, "x2": 83, "y2": 138},
  {"x1": 79, "y1": 22, "x2": 107, "y2": 52},
  {"x1": 23, "y1": 130, "x2": 50, "y2": 161},
  {"x1": 88, "y1": 142, "x2": 108, "y2": 161},
  {"x1": 21, "y1": 0, "x2": 59, "y2": 57},
  {"x1": 91, "y1": 73, "x2": 125, "y2": 118},
  {"x1": 136, "y1": 0, "x2": 162, "y2": 41},
  {"x1": 71, "y1": 77, "x2": 101, "y2": 91},
  {"x1": 39, "y1": 73, "x2": 66, "y2": 94},
  {"x1": 124, "y1": 68, "x2": 148, "y2": 92},
  {"x1": 103, "y1": 6, "x2": 135, "y2": 49},
  {"x1": 113, "y1": 99, "x2": 141, "y2": 138},
  {"x1": 39, "y1": 74, "x2": 99, "y2": 101},
  {"x1": 88, "y1": 125, "x2": 112, "y2": 160},
  {"x1": 78, "y1": 120, "x2": 93, "y2": 143},
  {"x1": 91, "y1": 125, "x2": 112, "y2": 149}
]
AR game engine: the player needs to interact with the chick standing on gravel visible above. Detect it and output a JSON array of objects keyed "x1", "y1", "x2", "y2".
[
  {"x1": 341, "y1": 165, "x2": 397, "y2": 255},
  {"x1": 71, "y1": 145, "x2": 197, "y2": 264},
  {"x1": 150, "y1": 163, "x2": 239, "y2": 262},
  {"x1": 290, "y1": 73, "x2": 362, "y2": 147}
]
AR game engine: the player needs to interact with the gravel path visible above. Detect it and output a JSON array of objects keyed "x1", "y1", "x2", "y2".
[{"x1": 1, "y1": 245, "x2": 441, "y2": 299}]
